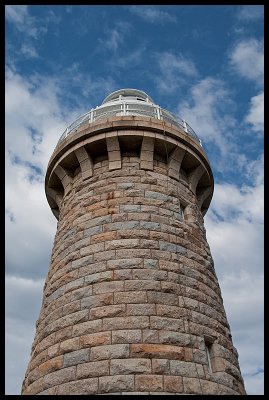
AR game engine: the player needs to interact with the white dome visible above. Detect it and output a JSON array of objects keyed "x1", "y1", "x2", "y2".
[{"x1": 102, "y1": 88, "x2": 154, "y2": 104}]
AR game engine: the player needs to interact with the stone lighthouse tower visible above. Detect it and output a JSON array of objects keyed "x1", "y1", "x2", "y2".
[{"x1": 21, "y1": 89, "x2": 246, "y2": 395}]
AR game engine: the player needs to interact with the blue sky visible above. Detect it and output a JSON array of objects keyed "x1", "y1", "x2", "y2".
[{"x1": 5, "y1": 5, "x2": 264, "y2": 395}]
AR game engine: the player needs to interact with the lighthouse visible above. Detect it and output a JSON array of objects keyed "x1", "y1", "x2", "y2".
[{"x1": 21, "y1": 89, "x2": 246, "y2": 395}]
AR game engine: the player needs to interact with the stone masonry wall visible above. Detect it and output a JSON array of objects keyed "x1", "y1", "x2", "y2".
[{"x1": 22, "y1": 154, "x2": 246, "y2": 395}]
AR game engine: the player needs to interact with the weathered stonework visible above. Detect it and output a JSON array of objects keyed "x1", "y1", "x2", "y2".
[{"x1": 21, "y1": 91, "x2": 246, "y2": 395}]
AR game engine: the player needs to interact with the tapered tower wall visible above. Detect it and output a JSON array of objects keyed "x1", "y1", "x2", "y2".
[{"x1": 21, "y1": 112, "x2": 246, "y2": 395}]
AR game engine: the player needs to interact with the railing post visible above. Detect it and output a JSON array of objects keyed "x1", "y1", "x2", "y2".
[
  {"x1": 183, "y1": 119, "x2": 188, "y2": 133},
  {"x1": 156, "y1": 106, "x2": 161, "y2": 120}
]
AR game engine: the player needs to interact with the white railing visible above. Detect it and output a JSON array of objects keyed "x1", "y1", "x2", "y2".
[{"x1": 57, "y1": 101, "x2": 201, "y2": 146}]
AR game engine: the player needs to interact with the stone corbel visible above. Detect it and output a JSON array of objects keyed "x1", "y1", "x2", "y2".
[
  {"x1": 188, "y1": 164, "x2": 205, "y2": 194},
  {"x1": 74, "y1": 146, "x2": 93, "y2": 180},
  {"x1": 140, "y1": 136, "x2": 154, "y2": 170},
  {"x1": 168, "y1": 146, "x2": 186, "y2": 180},
  {"x1": 46, "y1": 187, "x2": 63, "y2": 208},
  {"x1": 54, "y1": 165, "x2": 73, "y2": 195},
  {"x1": 197, "y1": 186, "x2": 212, "y2": 209},
  {"x1": 106, "y1": 136, "x2": 121, "y2": 170}
]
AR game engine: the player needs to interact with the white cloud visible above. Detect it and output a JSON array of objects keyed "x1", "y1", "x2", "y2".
[
  {"x1": 5, "y1": 67, "x2": 89, "y2": 281},
  {"x1": 46, "y1": 9, "x2": 62, "y2": 25},
  {"x1": 245, "y1": 153, "x2": 264, "y2": 186},
  {"x1": 20, "y1": 43, "x2": 39, "y2": 59},
  {"x1": 204, "y1": 160, "x2": 264, "y2": 394},
  {"x1": 245, "y1": 91, "x2": 264, "y2": 133},
  {"x1": 178, "y1": 67, "x2": 264, "y2": 393},
  {"x1": 5, "y1": 67, "x2": 72, "y2": 393},
  {"x1": 219, "y1": 272, "x2": 264, "y2": 395},
  {"x1": 6, "y1": 316, "x2": 36, "y2": 395},
  {"x1": 229, "y1": 39, "x2": 264, "y2": 86},
  {"x1": 5, "y1": 67, "x2": 70, "y2": 172},
  {"x1": 63, "y1": 63, "x2": 116, "y2": 102},
  {"x1": 5, "y1": 5, "x2": 47, "y2": 39},
  {"x1": 109, "y1": 47, "x2": 146, "y2": 69},
  {"x1": 5, "y1": 276, "x2": 44, "y2": 322},
  {"x1": 5, "y1": 65, "x2": 118, "y2": 394},
  {"x1": 242, "y1": 371, "x2": 264, "y2": 396},
  {"x1": 205, "y1": 167, "x2": 264, "y2": 274},
  {"x1": 159, "y1": 52, "x2": 198, "y2": 78},
  {"x1": 6, "y1": 276, "x2": 44, "y2": 394},
  {"x1": 237, "y1": 5, "x2": 264, "y2": 21},
  {"x1": 104, "y1": 28, "x2": 123, "y2": 51},
  {"x1": 155, "y1": 52, "x2": 198, "y2": 94},
  {"x1": 5, "y1": 154, "x2": 56, "y2": 279},
  {"x1": 5, "y1": 5, "x2": 28, "y2": 25},
  {"x1": 206, "y1": 211, "x2": 263, "y2": 276},
  {"x1": 128, "y1": 5, "x2": 176, "y2": 23},
  {"x1": 99, "y1": 21, "x2": 131, "y2": 52},
  {"x1": 208, "y1": 179, "x2": 264, "y2": 226},
  {"x1": 5, "y1": 64, "x2": 116, "y2": 173},
  {"x1": 178, "y1": 77, "x2": 235, "y2": 155}
]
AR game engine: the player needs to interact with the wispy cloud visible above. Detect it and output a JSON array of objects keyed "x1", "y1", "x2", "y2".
[
  {"x1": 6, "y1": 276, "x2": 45, "y2": 394},
  {"x1": 6, "y1": 276, "x2": 44, "y2": 322},
  {"x1": 5, "y1": 67, "x2": 68, "y2": 171},
  {"x1": 205, "y1": 154, "x2": 264, "y2": 282},
  {"x1": 63, "y1": 62, "x2": 116, "y2": 103},
  {"x1": 20, "y1": 43, "x2": 38, "y2": 59},
  {"x1": 229, "y1": 39, "x2": 264, "y2": 86},
  {"x1": 46, "y1": 9, "x2": 62, "y2": 25},
  {"x1": 177, "y1": 77, "x2": 235, "y2": 154},
  {"x1": 154, "y1": 52, "x2": 198, "y2": 94},
  {"x1": 159, "y1": 52, "x2": 198, "y2": 78},
  {"x1": 109, "y1": 46, "x2": 146, "y2": 69},
  {"x1": 218, "y1": 270, "x2": 264, "y2": 396},
  {"x1": 128, "y1": 5, "x2": 177, "y2": 23},
  {"x1": 245, "y1": 153, "x2": 264, "y2": 186},
  {"x1": 176, "y1": 74, "x2": 264, "y2": 181},
  {"x1": 242, "y1": 369, "x2": 264, "y2": 395},
  {"x1": 204, "y1": 160, "x2": 264, "y2": 395},
  {"x1": 5, "y1": 68, "x2": 73, "y2": 281},
  {"x1": 5, "y1": 5, "x2": 28, "y2": 25},
  {"x1": 228, "y1": 38, "x2": 264, "y2": 145},
  {"x1": 99, "y1": 21, "x2": 131, "y2": 52},
  {"x1": 237, "y1": 5, "x2": 264, "y2": 21},
  {"x1": 245, "y1": 91, "x2": 264, "y2": 133},
  {"x1": 5, "y1": 65, "x2": 117, "y2": 280},
  {"x1": 208, "y1": 179, "x2": 264, "y2": 227},
  {"x1": 5, "y1": 5, "x2": 47, "y2": 39},
  {"x1": 5, "y1": 5, "x2": 62, "y2": 64},
  {"x1": 5, "y1": 65, "x2": 117, "y2": 394},
  {"x1": 5, "y1": 209, "x2": 16, "y2": 223}
]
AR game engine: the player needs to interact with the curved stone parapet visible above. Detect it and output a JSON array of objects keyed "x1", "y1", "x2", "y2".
[{"x1": 45, "y1": 117, "x2": 214, "y2": 221}]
